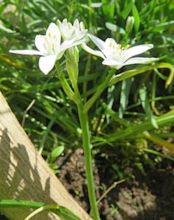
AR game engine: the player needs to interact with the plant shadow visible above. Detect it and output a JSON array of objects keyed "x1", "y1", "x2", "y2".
[{"x1": 0, "y1": 125, "x2": 57, "y2": 220}]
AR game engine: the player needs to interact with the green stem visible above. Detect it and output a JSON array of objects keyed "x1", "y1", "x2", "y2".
[
  {"x1": 88, "y1": 0, "x2": 92, "y2": 29},
  {"x1": 62, "y1": 48, "x2": 100, "y2": 219},
  {"x1": 84, "y1": 70, "x2": 114, "y2": 113},
  {"x1": 77, "y1": 102, "x2": 100, "y2": 220}
]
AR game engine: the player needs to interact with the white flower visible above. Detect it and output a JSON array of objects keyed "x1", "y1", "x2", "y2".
[
  {"x1": 83, "y1": 34, "x2": 158, "y2": 69},
  {"x1": 10, "y1": 21, "x2": 87, "y2": 74},
  {"x1": 57, "y1": 19, "x2": 87, "y2": 46}
]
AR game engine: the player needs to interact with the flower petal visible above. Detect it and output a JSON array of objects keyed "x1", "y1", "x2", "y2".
[
  {"x1": 88, "y1": 34, "x2": 106, "y2": 52},
  {"x1": 123, "y1": 57, "x2": 158, "y2": 66},
  {"x1": 39, "y1": 55, "x2": 57, "y2": 74},
  {"x1": 60, "y1": 40, "x2": 74, "y2": 51},
  {"x1": 102, "y1": 58, "x2": 122, "y2": 69},
  {"x1": 82, "y1": 43, "x2": 105, "y2": 58},
  {"x1": 9, "y1": 49, "x2": 42, "y2": 55},
  {"x1": 35, "y1": 35, "x2": 47, "y2": 54},
  {"x1": 122, "y1": 44, "x2": 154, "y2": 61},
  {"x1": 58, "y1": 19, "x2": 73, "y2": 40},
  {"x1": 46, "y1": 23, "x2": 60, "y2": 41},
  {"x1": 46, "y1": 23, "x2": 61, "y2": 50},
  {"x1": 73, "y1": 19, "x2": 80, "y2": 29},
  {"x1": 60, "y1": 37, "x2": 85, "y2": 52}
]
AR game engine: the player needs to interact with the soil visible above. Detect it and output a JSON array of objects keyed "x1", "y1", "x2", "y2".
[{"x1": 58, "y1": 148, "x2": 174, "y2": 220}]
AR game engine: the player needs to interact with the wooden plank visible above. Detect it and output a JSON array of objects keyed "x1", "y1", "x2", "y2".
[{"x1": 0, "y1": 92, "x2": 91, "y2": 220}]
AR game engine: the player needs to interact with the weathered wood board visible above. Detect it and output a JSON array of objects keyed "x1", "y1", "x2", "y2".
[{"x1": 0, "y1": 92, "x2": 91, "y2": 220}]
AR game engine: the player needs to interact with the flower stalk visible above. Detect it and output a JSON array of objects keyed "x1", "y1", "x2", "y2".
[
  {"x1": 77, "y1": 102, "x2": 100, "y2": 220},
  {"x1": 64, "y1": 47, "x2": 100, "y2": 220}
]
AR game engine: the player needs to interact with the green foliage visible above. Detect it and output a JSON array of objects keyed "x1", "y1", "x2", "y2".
[
  {"x1": 50, "y1": 146, "x2": 64, "y2": 162},
  {"x1": 0, "y1": 0, "x2": 174, "y2": 187},
  {"x1": 48, "y1": 145, "x2": 64, "y2": 173},
  {"x1": 0, "y1": 200, "x2": 81, "y2": 220}
]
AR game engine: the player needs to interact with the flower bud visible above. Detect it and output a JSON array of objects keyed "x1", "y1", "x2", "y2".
[{"x1": 126, "y1": 16, "x2": 134, "y2": 33}]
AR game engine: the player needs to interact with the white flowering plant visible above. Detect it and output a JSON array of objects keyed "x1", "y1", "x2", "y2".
[
  {"x1": 9, "y1": 18, "x2": 162, "y2": 220},
  {"x1": 1, "y1": 0, "x2": 174, "y2": 219}
]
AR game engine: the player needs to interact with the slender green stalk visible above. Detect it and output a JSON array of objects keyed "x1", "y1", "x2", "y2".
[
  {"x1": 77, "y1": 102, "x2": 100, "y2": 220},
  {"x1": 57, "y1": 59, "x2": 100, "y2": 219},
  {"x1": 88, "y1": 0, "x2": 92, "y2": 29},
  {"x1": 84, "y1": 70, "x2": 114, "y2": 113}
]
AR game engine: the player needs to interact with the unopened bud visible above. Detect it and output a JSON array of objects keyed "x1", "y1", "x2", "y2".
[{"x1": 126, "y1": 16, "x2": 134, "y2": 33}]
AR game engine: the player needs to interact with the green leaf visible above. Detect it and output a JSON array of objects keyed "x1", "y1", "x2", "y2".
[
  {"x1": 109, "y1": 63, "x2": 174, "y2": 86},
  {"x1": 0, "y1": 200, "x2": 81, "y2": 220},
  {"x1": 93, "y1": 109, "x2": 174, "y2": 146},
  {"x1": 139, "y1": 85, "x2": 158, "y2": 129},
  {"x1": 50, "y1": 146, "x2": 64, "y2": 161},
  {"x1": 132, "y1": 4, "x2": 140, "y2": 32},
  {"x1": 119, "y1": 78, "x2": 133, "y2": 118},
  {"x1": 0, "y1": 200, "x2": 44, "y2": 208},
  {"x1": 121, "y1": 0, "x2": 133, "y2": 19},
  {"x1": 102, "y1": 0, "x2": 115, "y2": 19},
  {"x1": 51, "y1": 205, "x2": 81, "y2": 220}
]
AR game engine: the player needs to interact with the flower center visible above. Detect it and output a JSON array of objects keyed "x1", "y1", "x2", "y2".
[
  {"x1": 105, "y1": 39, "x2": 123, "y2": 61},
  {"x1": 43, "y1": 31, "x2": 58, "y2": 54}
]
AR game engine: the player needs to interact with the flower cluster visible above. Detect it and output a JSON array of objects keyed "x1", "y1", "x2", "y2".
[
  {"x1": 10, "y1": 19, "x2": 157, "y2": 74},
  {"x1": 10, "y1": 19, "x2": 87, "y2": 74}
]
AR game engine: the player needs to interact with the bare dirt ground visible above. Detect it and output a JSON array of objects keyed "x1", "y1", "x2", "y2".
[{"x1": 58, "y1": 148, "x2": 174, "y2": 220}]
